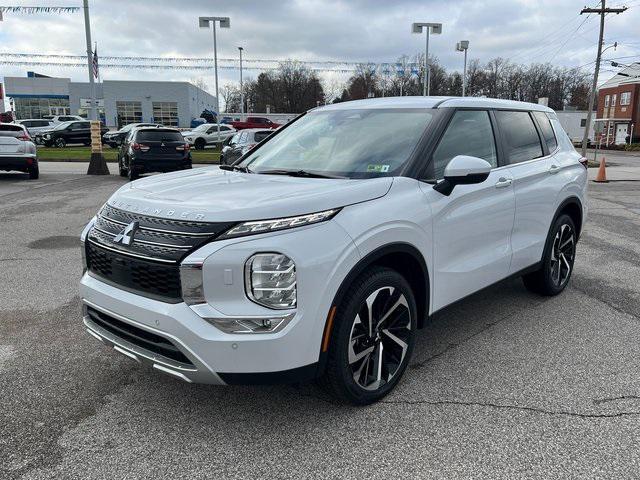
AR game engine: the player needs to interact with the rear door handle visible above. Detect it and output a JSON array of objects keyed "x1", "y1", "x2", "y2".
[
  {"x1": 495, "y1": 177, "x2": 512, "y2": 188},
  {"x1": 548, "y1": 164, "x2": 561, "y2": 174}
]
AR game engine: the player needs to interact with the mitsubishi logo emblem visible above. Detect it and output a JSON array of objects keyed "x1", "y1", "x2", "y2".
[{"x1": 113, "y1": 221, "x2": 139, "y2": 246}]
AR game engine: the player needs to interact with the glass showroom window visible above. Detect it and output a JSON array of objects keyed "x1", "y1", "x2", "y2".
[
  {"x1": 14, "y1": 97, "x2": 69, "y2": 119},
  {"x1": 116, "y1": 101, "x2": 143, "y2": 128},
  {"x1": 152, "y1": 102, "x2": 178, "y2": 127}
]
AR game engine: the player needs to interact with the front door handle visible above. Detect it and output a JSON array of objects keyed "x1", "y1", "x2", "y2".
[
  {"x1": 548, "y1": 164, "x2": 561, "y2": 174},
  {"x1": 495, "y1": 177, "x2": 512, "y2": 188}
]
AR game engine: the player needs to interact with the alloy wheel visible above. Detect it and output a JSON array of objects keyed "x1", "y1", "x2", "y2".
[
  {"x1": 550, "y1": 223, "x2": 575, "y2": 287},
  {"x1": 348, "y1": 286, "x2": 412, "y2": 391}
]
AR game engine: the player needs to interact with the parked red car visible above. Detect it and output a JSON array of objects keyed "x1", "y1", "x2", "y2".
[{"x1": 230, "y1": 116, "x2": 280, "y2": 130}]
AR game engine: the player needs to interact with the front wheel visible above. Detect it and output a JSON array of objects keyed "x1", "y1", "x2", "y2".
[
  {"x1": 54, "y1": 138, "x2": 66, "y2": 148},
  {"x1": 194, "y1": 138, "x2": 206, "y2": 150},
  {"x1": 523, "y1": 214, "x2": 577, "y2": 296},
  {"x1": 320, "y1": 267, "x2": 417, "y2": 405}
]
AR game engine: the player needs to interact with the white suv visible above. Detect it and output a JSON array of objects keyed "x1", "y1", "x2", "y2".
[{"x1": 80, "y1": 97, "x2": 587, "y2": 404}]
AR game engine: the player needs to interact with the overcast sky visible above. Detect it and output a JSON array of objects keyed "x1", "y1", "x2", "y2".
[{"x1": 1, "y1": 0, "x2": 639, "y2": 95}]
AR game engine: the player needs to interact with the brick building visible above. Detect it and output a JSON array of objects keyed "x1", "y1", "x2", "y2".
[{"x1": 595, "y1": 62, "x2": 640, "y2": 145}]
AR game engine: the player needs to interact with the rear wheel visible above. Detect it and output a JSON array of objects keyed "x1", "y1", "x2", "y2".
[
  {"x1": 127, "y1": 161, "x2": 138, "y2": 181},
  {"x1": 54, "y1": 137, "x2": 66, "y2": 148},
  {"x1": 28, "y1": 164, "x2": 39, "y2": 179},
  {"x1": 118, "y1": 156, "x2": 127, "y2": 177},
  {"x1": 321, "y1": 267, "x2": 417, "y2": 405},
  {"x1": 523, "y1": 214, "x2": 577, "y2": 296}
]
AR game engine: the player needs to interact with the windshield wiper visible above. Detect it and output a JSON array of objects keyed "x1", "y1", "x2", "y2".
[
  {"x1": 256, "y1": 169, "x2": 345, "y2": 179},
  {"x1": 219, "y1": 164, "x2": 252, "y2": 173}
]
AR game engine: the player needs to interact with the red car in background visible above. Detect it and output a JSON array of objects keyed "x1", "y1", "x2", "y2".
[{"x1": 230, "y1": 116, "x2": 280, "y2": 130}]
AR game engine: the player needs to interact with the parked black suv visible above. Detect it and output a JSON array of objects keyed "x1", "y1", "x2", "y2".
[
  {"x1": 36, "y1": 121, "x2": 108, "y2": 147},
  {"x1": 117, "y1": 127, "x2": 192, "y2": 181},
  {"x1": 103, "y1": 122, "x2": 161, "y2": 148}
]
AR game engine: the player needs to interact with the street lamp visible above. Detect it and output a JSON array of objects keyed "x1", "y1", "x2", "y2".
[
  {"x1": 411, "y1": 22, "x2": 442, "y2": 96},
  {"x1": 199, "y1": 16, "x2": 230, "y2": 143},
  {"x1": 456, "y1": 40, "x2": 469, "y2": 97},
  {"x1": 238, "y1": 46, "x2": 244, "y2": 120}
]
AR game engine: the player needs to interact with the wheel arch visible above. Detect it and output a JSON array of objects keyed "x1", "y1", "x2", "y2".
[
  {"x1": 554, "y1": 196, "x2": 583, "y2": 239},
  {"x1": 315, "y1": 242, "x2": 430, "y2": 377}
]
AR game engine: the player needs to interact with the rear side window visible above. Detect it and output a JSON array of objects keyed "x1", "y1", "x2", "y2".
[
  {"x1": 254, "y1": 131, "x2": 271, "y2": 142},
  {"x1": 495, "y1": 111, "x2": 543, "y2": 164},
  {"x1": 136, "y1": 130, "x2": 183, "y2": 142},
  {"x1": 430, "y1": 110, "x2": 497, "y2": 180},
  {"x1": 532, "y1": 111, "x2": 558, "y2": 152}
]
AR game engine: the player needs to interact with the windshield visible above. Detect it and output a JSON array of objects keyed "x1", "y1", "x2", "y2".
[
  {"x1": 193, "y1": 124, "x2": 211, "y2": 132},
  {"x1": 240, "y1": 108, "x2": 436, "y2": 178}
]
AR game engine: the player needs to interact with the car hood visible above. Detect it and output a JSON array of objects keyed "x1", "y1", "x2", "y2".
[{"x1": 107, "y1": 167, "x2": 393, "y2": 222}]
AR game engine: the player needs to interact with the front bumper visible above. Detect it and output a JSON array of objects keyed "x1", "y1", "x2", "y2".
[{"x1": 80, "y1": 218, "x2": 360, "y2": 384}]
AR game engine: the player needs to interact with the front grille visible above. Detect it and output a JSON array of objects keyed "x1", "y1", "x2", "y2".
[
  {"x1": 86, "y1": 306, "x2": 193, "y2": 366},
  {"x1": 86, "y1": 242, "x2": 182, "y2": 302},
  {"x1": 86, "y1": 204, "x2": 235, "y2": 302}
]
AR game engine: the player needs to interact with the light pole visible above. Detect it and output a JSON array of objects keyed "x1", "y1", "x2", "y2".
[
  {"x1": 456, "y1": 40, "x2": 469, "y2": 97},
  {"x1": 238, "y1": 46, "x2": 244, "y2": 120},
  {"x1": 199, "y1": 16, "x2": 230, "y2": 144},
  {"x1": 412, "y1": 22, "x2": 442, "y2": 96},
  {"x1": 83, "y1": 0, "x2": 97, "y2": 121}
]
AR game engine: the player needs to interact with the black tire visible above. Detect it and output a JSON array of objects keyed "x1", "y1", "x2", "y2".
[
  {"x1": 28, "y1": 164, "x2": 39, "y2": 179},
  {"x1": 320, "y1": 266, "x2": 417, "y2": 405},
  {"x1": 523, "y1": 214, "x2": 577, "y2": 296},
  {"x1": 127, "y1": 161, "x2": 138, "y2": 181},
  {"x1": 118, "y1": 156, "x2": 127, "y2": 177},
  {"x1": 194, "y1": 138, "x2": 206, "y2": 150},
  {"x1": 54, "y1": 137, "x2": 66, "y2": 148}
]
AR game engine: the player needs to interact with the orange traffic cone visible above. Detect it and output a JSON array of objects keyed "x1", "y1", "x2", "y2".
[{"x1": 594, "y1": 157, "x2": 608, "y2": 183}]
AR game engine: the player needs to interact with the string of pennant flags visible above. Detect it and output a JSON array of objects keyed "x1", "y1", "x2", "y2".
[
  {"x1": 0, "y1": 6, "x2": 80, "y2": 14},
  {"x1": 0, "y1": 53, "x2": 425, "y2": 76}
]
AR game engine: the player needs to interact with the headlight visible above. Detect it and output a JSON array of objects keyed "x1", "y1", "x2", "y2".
[
  {"x1": 80, "y1": 216, "x2": 96, "y2": 273},
  {"x1": 245, "y1": 253, "x2": 296, "y2": 309},
  {"x1": 44, "y1": 134, "x2": 51, "y2": 139},
  {"x1": 180, "y1": 262, "x2": 205, "y2": 305},
  {"x1": 219, "y1": 208, "x2": 339, "y2": 239}
]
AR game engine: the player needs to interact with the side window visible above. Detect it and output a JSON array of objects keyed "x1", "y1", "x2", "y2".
[
  {"x1": 532, "y1": 111, "x2": 558, "y2": 152},
  {"x1": 430, "y1": 110, "x2": 497, "y2": 180},
  {"x1": 494, "y1": 111, "x2": 543, "y2": 165},
  {"x1": 239, "y1": 132, "x2": 248, "y2": 143}
]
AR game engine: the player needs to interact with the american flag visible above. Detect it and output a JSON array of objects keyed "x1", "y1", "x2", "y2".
[{"x1": 92, "y1": 45, "x2": 99, "y2": 79}]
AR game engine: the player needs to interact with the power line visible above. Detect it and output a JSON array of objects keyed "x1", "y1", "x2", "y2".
[{"x1": 579, "y1": 0, "x2": 628, "y2": 156}]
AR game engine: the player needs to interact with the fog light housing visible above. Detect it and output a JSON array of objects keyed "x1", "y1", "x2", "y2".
[
  {"x1": 245, "y1": 253, "x2": 296, "y2": 309},
  {"x1": 206, "y1": 313, "x2": 295, "y2": 334},
  {"x1": 180, "y1": 262, "x2": 205, "y2": 305}
]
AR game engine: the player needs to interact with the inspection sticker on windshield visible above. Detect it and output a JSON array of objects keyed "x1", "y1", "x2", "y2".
[{"x1": 367, "y1": 164, "x2": 390, "y2": 173}]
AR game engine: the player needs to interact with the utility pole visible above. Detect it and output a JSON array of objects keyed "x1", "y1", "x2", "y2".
[
  {"x1": 579, "y1": 0, "x2": 627, "y2": 157},
  {"x1": 82, "y1": 0, "x2": 97, "y2": 121},
  {"x1": 238, "y1": 46, "x2": 244, "y2": 120}
]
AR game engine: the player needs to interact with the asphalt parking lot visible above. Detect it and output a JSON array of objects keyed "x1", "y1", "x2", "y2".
[{"x1": 2, "y1": 161, "x2": 640, "y2": 479}]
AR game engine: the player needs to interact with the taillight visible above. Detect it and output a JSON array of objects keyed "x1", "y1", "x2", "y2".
[
  {"x1": 579, "y1": 157, "x2": 588, "y2": 169},
  {"x1": 17, "y1": 133, "x2": 31, "y2": 142},
  {"x1": 131, "y1": 143, "x2": 150, "y2": 152},
  {"x1": 176, "y1": 143, "x2": 190, "y2": 151}
]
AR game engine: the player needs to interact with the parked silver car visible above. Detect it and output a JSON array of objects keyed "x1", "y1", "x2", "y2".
[
  {"x1": 14, "y1": 119, "x2": 54, "y2": 139},
  {"x1": 0, "y1": 123, "x2": 39, "y2": 179}
]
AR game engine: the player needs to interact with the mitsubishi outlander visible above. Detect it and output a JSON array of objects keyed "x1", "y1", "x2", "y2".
[{"x1": 80, "y1": 97, "x2": 587, "y2": 405}]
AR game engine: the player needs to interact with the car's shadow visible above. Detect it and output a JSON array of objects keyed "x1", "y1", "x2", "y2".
[{"x1": 120, "y1": 276, "x2": 542, "y2": 417}]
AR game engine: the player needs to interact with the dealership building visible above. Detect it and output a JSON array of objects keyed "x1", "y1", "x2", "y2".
[{"x1": 3, "y1": 72, "x2": 218, "y2": 128}]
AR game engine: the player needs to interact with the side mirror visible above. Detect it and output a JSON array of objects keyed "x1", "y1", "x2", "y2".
[{"x1": 433, "y1": 155, "x2": 492, "y2": 196}]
